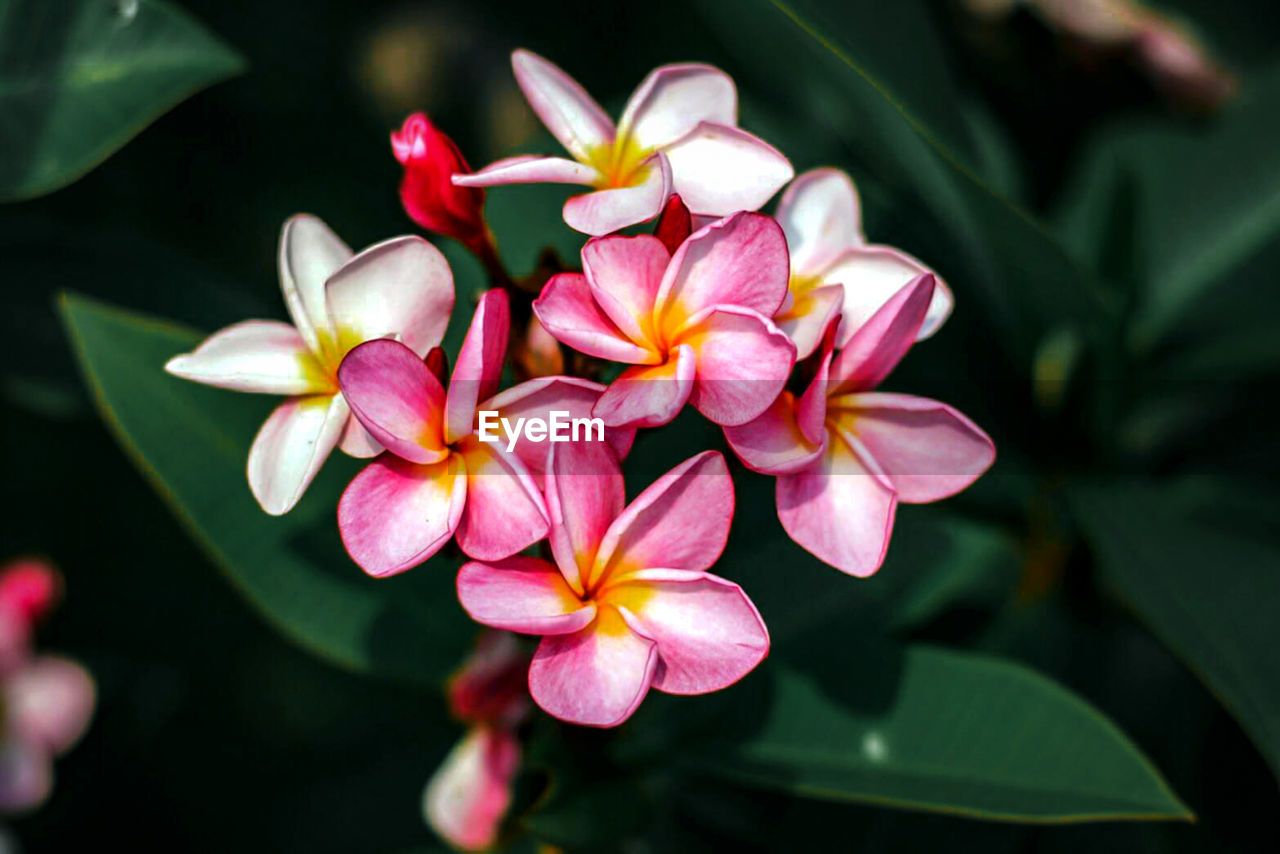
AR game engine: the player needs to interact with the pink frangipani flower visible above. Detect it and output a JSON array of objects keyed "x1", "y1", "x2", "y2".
[
  {"x1": 337, "y1": 290, "x2": 634, "y2": 576},
  {"x1": 725, "y1": 274, "x2": 995, "y2": 577},
  {"x1": 165, "y1": 215, "x2": 455, "y2": 514},
  {"x1": 773, "y1": 169, "x2": 954, "y2": 359},
  {"x1": 457, "y1": 442, "x2": 769, "y2": 728},
  {"x1": 533, "y1": 212, "x2": 796, "y2": 428},
  {"x1": 454, "y1": 50, "x2": 793, "y2": 236}
]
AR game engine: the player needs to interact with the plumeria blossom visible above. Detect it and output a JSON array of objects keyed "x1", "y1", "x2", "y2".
[
  {"x1": 725, "y1": 275, "x2": 995, "y2": 577},
  {"x1": 424, "y1": 632, "x2": 531, "y2": 851},
  {"x1": 165, "y1": 215, "x2": 455, "y2": 514},
  {"x1": 457, "y1": 442, "x2": 769, "y2": 728},
  {"x1": 454, "y1": 50, "x2": 793, "y2": 236},
  {"x1": 773, "y1": 168, "x2": 954, "y2": 359},
  {"x1": 337, "y1": 289, "x2": 634, "y2": 576},
  {"x1": 533, "y1": 212, "x2": 796, "y2": 428}
]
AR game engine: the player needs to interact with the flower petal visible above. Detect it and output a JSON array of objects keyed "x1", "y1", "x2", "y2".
[
  {"x1": 829, "y1": 273, "x2": 936, "y2": 395},
  {"x1": 511, "y1": 49, "x2": 615, "y2": 161},
  {"x1": 534, "y1": 272, "x2": 658, "y2": 365},
  {"x1": 775, "y1": 282, "x2": 844, "y2": 360},
  {"x1": 592, "y1": 344, "x2": 695, "y2": 428},
  {"x1": 656, "y1": 211, "x2": 790, "y2": 331},
  {"x1": 247, "y1": 393, "x2": 349, "y2": 515},
  {"x1": 562, "y1": 152, "x2": 671, "y2": 236},
  {"x1": 545, "y1": 441, "x2": 625, "y2": 595},
  {"x1": 0, "y1": 735, "x2": 50, "y2": 812},
  {"x1": 453, "y1": 154, "x2": 599, "y2": 187},
  {"x1": 662, "y1": 123, "x2": 793, "y2": 216},
  {"x1": 454, "y1": 439, "x2": 549, "y2": 561},
  {"x1": 338, "y1": 419, "x2": 383, "y2": 459},
  {"x1": 594, "y1": 451, "x2": 733, "y2": 581},
  {"x1": 164, "y1": 320, "x2": 331, "y2": 395},
  {"x1": 457, "y1": 556, "x2": 595, "y2": 635},
  {"x1": 4, "y1": 656, "x2": 95, "y2": 755},
  {"x1": 446, "y1": 289, "x2": 510, "y2": 444},
  {"x1": 528, "y1": 610, "x2": 657, "y2": 727},
  {"x1": 278, "y1": 214, "x2": 351, "y2": 354},
  {"x1": 823, "y1": 247, "x2": 953, "y2": 344},
  {"x1": 581, "y1": 234, "x2": 668, "y2": 348},
  {"x1": 423, "y1": 726, "x2": 521, "y2": 853},
  {"x1": 338, "y1": 339, "x2": 448, "y2": 464},
  {"x1": 337, "y1": 453, "x2": 466, "y2": 577},
  {"x1": 324, "y1": 235, "x2": 455, "y2": 356},
  {"x1": 833, "y1": 393, "x2": 995, "y2": 503},
  {"x1": 612, "y1": 569, "x2": 768, "y2": 695},
  {"x1": 723, "y1": 392, "x2": 825, "y2": 475},
  {"x1": 618, "y1": 64, "x2": 736, "y2": 151},
  {"x1": 776, "y1": 168, "x2": 864, "y2": 275},
  {"x1": 776, "y1": 437, "x2": 898, "y2": 577},
  {"x1": 678, "y1": 306, "x2": 796, "y2": 427}
]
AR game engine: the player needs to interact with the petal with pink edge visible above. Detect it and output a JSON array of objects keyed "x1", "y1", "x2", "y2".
[
  {"x1": 775, "y1": 282, "x2": 844, "y2": 361},
  {"x1": 829, "y1": 273, "x2": 935, "y2": 395},
  {"x1": 656, "y1": 212, "x2": 790, "y2": 329},
  {"x1": 776, "y1": 168, "x2": 865, "y2": 275},
  {"x1": 592, "y1": 344, "x2": 695, "y2": 428},
  {"x1": 4, "y1": 656, "x2": 95, "y2": 755},
  {"x1": 454, "y1": 154, "x2": 599, "y2": 187},
  {"x1": 454, "y1": 439, "x2": 549, "y2": 561},
  {"x1": 832, "y1": 393, "x2": 995, "y2": 503},
  {"x1": 338, "y1": 453, "x2": 466, "y2": 577},
  {"x1": 776, "y1": 436, "x2": 898, "y2": 577},
  {"x1": 663, "y1": 123, "x2": 793, "y2": 216},
  {"x1": 324, "y1": 236, "x2": 455, "y2": 356},
  {"x1": 248, "y1": 393, "x2": 349, "y2": 516},
  {"x1": 528, "y1": 609, "x2": 657, "y2": 727},
  {"x1": 534, "y1": 273, "x2": 658, "y2": 365},
  {"x1": 594, "y1": 451, "x2": 733, "y2": 583},
  {"x1": 338, "y1": 339, "x2": 448, "y2": 464},
  {"x1": 511, "y1": 49, "x2": 615, "y2": 162},
  {"x1": 278, "y1": 214, "x2": 351, "y2": 354},
  {"x1": 338, "y1": 417, "x2": 383, "y2": 459},
  {"x1": 423, "y1": 726, "x2": 520, "y2": 852},
  {"x1": 723, "y1": 392, "x2": 825, "y2": 475},
  {"x1": 619, "y1": 64, "x2": 736, "y2": 151},
  {"x1": 581, "y1": 234, "x2": 668, "y2": 347},
  {"x1": 164, "y1": 320, "x2": 331, "y2": 395},
  {"x1": 457, "y1": 556, "x2": 596, "y2": 635},
  {"x1": 545, "y1": 441, "x2": 625, "y2": 594},
  {"x1": 612, "y1": 569, "x2": 768, "y2": 695},
  {"x1": 563, "y1": 153, "x2": 671, "y2": 236},
  {"x1": 824, "y1": 246, "x2": 953, "y2": 345},
  {"x1": 446, "y1": 289, "x2": 510, "y2": 444},
  {"x1": 677, "y1": 306, "x2": 796, "y2": 427}
]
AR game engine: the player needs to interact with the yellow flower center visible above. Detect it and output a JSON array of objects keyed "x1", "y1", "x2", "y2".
[{"x1": 585, "y1": 135, "x2": 653, "y2": 190}]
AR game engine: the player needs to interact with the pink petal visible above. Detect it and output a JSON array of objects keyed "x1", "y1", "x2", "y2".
[
  {"x1": 723, "y1": 392, "x2": 825, "y2": 475},
  {"x1": 278, "y1": 214, "x2": 351, "y2": 354},
  {"x1": 528, "y1": 610, "x2": 658, "y2": 727},
  {"x1": 445, "y1": 289, "x2": 510, "y2": 444},
  {"x1": 776, "y1": 437, "x2": 898, "y2": 577},
  {"x1": 534, "y1": 273, "x2": 657, "y2": 364},
  {"x1": 457, "y1": 556, "x2": 595, "y2": 635},
  {"x1": 447, "y1": 632, "x2": 532, "y2": 727},
  {"x1": 338, "y1": 453, "x2": 466, "y2": 577},
  {"x1": 594, "y1": 451, "x2": 733, "y2": 582},
  {"x1": 828, "y1": 273, "x2": 936, "y2": 395},
  {"x1": 611, "y1": 569, "x2": 768, "y2": 695},
  {"x1": 164, "y1": 320, "x2": 331, "y2": 395},
  {"x1": 655, "y1": 212, "x2": 790, "y2": 332},
  {"x1": 454, "y1": 439, "x2": 549, "y2": 561},
  {"x1": 4, "y1": 656, "x2": 95, "y2": 755},
  {"x1": 0, "y1": 736, "x2": 51, "y2": 812},
  {"x1": 511, "y1": 49, "x2": 615, "y2": 161},
  {"x1": 662, "y1": 123, "x2": 793, "y2": 216},
  {"x1": 247, "y1": 393, "x2": 349, "y2": 515},
  {"x1": 676, "y1": 306, "x2": 796, "y2": 427},
  {"x1": 581, "y1": 234, "x2": 668, "y2": 348},
  {"x1": 482, "y1": 376, "x2": 635, "y2": 479},
  {"x1": 592, "y1": 344, "x2": 695, "y2": 428},
  {"x1": 338, "y1": 418, "x2": 383, "y2": 459},
  {"x1": 424, "y1": 726, "x2": 521, "y2": 852},
  {"x1": 618, "y1": 64, "x2": 737, "y2": 151},
  {"x1": 544, "y1": 441, "x2": 625, "y2": 595},
  {"x1": 823, "y1": 246, "x2": 954, "y2": 344},
  {"x1": 832, "y1": 393, "x2": 995, "y2": 503},
  {"x1": 796, "y1": 328, "x2": 836, "y2": 446},
  {"x1": 337, "y1": 339, "x2": 448, "y2": 464},
  {"x1": 562, "y1": 152, "x2": 671, "y2": 236},
  {"x1": 324, "y1": 235, "x2": 455, "y2": 356},
  {"x1": 775, "y1": 282, "x2": 845, "y2": 360},
  {"x1": 454, "y1": 154, "x2": 599, "y2": 187},
  {"x1": 775, "y1": 168, "x2": 865, "y2": 275}
]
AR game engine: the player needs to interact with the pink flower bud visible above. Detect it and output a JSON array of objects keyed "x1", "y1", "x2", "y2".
[
  {"x1": 0, "y1": 560, "x2": 60, "y2": 630},
  {"x1": 392, "y1": 113, "x2": 488, "y2": 251}
]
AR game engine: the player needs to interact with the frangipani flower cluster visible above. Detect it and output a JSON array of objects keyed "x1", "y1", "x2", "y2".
[{"x1": 163, "y1": 50, "x2": 994, "y2": 733}]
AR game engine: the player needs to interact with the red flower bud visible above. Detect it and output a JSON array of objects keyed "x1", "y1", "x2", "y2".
[
  {"x1": 654, "y1": 193, "x2": 692, "y2": 255},
  {"x1": 0, "y1": 558, "x2": 60, "y2": 627},
  {"x1": 392, "y1": 113, "x2": 488, "y2": 253}
]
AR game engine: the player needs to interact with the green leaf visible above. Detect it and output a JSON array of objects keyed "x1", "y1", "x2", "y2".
[
  {"x1": 699, "y1": 645, "x2": 1191, "y2": 823},
  {"x1": 59, "y1": 291, "x2": 470, "y2": 683},
  {"x1": 0, "y1": 0, "x2": 245, "y2": 200},
  {"x1": 1069, "y1": 478, "x2": 1280, "y2": 784}
]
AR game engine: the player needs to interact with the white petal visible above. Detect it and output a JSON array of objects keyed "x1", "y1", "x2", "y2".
[
  {"x1": 454, "y1": 155, "x2": 600, "y2": 187},
  {"x1": 278, "y1": 215, "x2": 352, "y2": 355},
  {"x1": 823, "y1": 246, "x2": 954, "y2": 344},
  {"x1": 662, "y1": 123, "x2": 793, "y2": 216},
  {"x1": 247, "y1": 393, "x2": 349, "y2": 515},
  {"x1": 562, "y1": 153, "x2": 671, "y2": 236},
  {"x1": 165, "y1": 320, "x2": 331, "y2": 395},
  {"x1": 619, "y1": 64, "x2": 736, "y2": 151},
  {"x1": 511, "y1": 49, "x2": 615, "y2": 161},
  {"x1": 775, "y1": 168, "x2": 865, "y2": 275}
]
